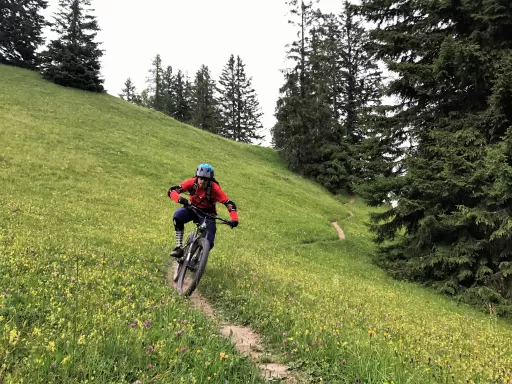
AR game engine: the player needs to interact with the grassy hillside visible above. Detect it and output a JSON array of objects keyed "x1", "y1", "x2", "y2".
[{"x1": 1, "y1": 64, "x2": 511, "y2": 384}]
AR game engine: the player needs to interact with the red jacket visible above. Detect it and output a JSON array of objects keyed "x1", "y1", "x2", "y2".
[{"x1": 169, "y1": 178, "x2": 239, "y2": 221}]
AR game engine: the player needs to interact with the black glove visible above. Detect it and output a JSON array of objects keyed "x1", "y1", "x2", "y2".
[
  {"x1": 178, "y1": 197, "x2": 189, "y2": 206},
  {"x1": 229, "y1": 220, "x2": 239, "y2": 228}
]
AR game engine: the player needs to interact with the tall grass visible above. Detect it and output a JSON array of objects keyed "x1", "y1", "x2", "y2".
[{"x1": 1, "y1": 65, "x2": 511, "y2": 383}]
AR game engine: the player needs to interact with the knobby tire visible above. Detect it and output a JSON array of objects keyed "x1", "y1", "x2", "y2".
[
  {"x1": 173, "y1": 232, "x2": 195, "y2": 283},
  {"x1": 177, "y1": 237, "x2": 210, "y2": 296}
]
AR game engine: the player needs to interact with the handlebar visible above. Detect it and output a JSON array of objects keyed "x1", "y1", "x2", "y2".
[{"x1": 186, "y1": 204, "x2": 232, "y2": 226}]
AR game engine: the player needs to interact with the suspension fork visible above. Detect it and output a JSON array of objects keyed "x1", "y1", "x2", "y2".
[{"x1": 183, "y1": 228, "x2": 208, "y2": 268}]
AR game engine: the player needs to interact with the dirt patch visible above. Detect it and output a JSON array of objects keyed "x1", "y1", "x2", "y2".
[
  {"x1": 219, "y1": 325, "x2": 260, "y2": 356},
  {"x1": 332, "y1": 221, "x2": 345, "y2": 240},
  {"x1": 167, "y1": 265, "x2": 299, "y2": 382}
]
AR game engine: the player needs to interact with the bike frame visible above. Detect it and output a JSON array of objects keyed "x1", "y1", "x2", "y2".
[{"x1": 181, "y1": 205, "x2": 230, "y2": 269}]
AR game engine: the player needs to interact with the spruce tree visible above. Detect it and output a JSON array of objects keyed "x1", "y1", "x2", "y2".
[
  {"x1": 353, "y1": 105, "x2": 408, "y2": 192},
  {"x1": 272, "y1": 0, "x2": 327, "y2": 172},
  {"x1": 217, "y1": 54, "x2": 264, "y2": 143},
  {"x1": 40, "y1": 0, "x2": 103, "y2": 92},
  {"x1": 146, "y1": 54, "x2": 164, "y2": 111},
  {"x1": 356, "y1": 0, "x2": 512, "y2": 315},
  {"x1": 315, "y1": 3, "x2": 384, "y2": 193},
  {"x1": 240, "y1": 80, "x2": 264, "y2": 144},
  {"x1": 161, "y1": 65, "x2": 177, "y2": 116},
  {"x1": 172, "y1": 70, "x2": 192, "y2": 123},
  {"x1": 119, "y1": 77, "x2": 136, "y2": 102},
  {"x1": 0, "y1": 0, "x2": 48, "y2": 69},
  {"x1": 274, "y1": 0, "x2": 384, "y2": 191},
  {"x1": 136, "y1": 89, "x2": 150, "y2": 107},
  {"x1": 218, "y1": 54, "x2": 238, "y2": 138},
  {"x1": 190, "y1": 65, "x2": 220, "y2": 133}
]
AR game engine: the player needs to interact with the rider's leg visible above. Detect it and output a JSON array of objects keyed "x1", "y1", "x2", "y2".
[
  {"x1": 205, "y1": 220, "x2": 217, "y2": 250},
  {"x1": 171, "y1": 207, "x2": 195, "y2": 257}
]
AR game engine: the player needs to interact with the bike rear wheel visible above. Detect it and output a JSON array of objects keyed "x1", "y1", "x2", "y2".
[{"x1": 176, "y1": 237, "x2": 210, "y2": 296}]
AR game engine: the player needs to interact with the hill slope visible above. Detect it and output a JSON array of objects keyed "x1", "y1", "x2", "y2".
[{"x1": 1, "y1": 65, "x2": 511, "y2": 383}]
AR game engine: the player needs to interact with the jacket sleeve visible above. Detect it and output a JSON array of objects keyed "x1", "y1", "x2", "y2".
[
  {"x1": 168, "y1": 178, "x2": 194, "y2": 203},
  {"x1": 213, "y1": 184, "x2": 238, "y2": 221}
]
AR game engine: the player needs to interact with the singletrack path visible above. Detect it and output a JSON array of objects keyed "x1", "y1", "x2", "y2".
[
  {"x1": 332, "y1": 196, "x2": 355, "y2": 240},
  {"x1": 166, "y1": 267, "x2": 302, "y2": 383},
  {"x1": 166, "y1": 197, "x2": 356, "y2": 381}
]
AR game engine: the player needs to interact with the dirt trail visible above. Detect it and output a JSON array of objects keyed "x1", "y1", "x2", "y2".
[
  {"x1": 167, "y1": 268, "x2": 300, "y2": 382},
  {"x1": 166, "y1": 197, "x2": 356, "y2": 381},
  {"x1": 331, "y1": 221, "x2": 345, "y2": 239},
  {"x1": 332, "y1": 196, "x2": 355, "y2": 240}
]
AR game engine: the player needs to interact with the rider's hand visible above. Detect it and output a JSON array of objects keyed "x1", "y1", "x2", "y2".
[
  {"x1": 229, "y1": 220, "x2": 238, "y2": 228},
  {"x1": 178, "y1": 197, "x2": 189, "y2": 206}
]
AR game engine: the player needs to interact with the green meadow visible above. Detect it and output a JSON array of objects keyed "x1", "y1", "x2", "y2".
[{"x1": 1, "y1": 64, "x2": 511, "y2": 383}]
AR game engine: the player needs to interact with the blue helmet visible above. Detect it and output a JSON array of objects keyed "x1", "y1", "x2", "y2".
[{"x1": 196, "y1": 163, "x2": 214, "y2": 179}]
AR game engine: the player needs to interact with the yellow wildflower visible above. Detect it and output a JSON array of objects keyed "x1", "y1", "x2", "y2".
[{"x1": 9, "y1": 328, "x2": 19, "y2": 345}]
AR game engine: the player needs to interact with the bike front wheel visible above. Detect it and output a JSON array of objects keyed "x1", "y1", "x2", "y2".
[
  {"x1": 176, "y1": 237, "x2": 210, "y2": 296},
  {"x1": 172, "y1": 232, "x2": 195, "y2": 283}
]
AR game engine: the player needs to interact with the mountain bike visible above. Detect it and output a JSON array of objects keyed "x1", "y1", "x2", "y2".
[{"x1": 172, "y1": 205, "x2": 232, "y2": 296}]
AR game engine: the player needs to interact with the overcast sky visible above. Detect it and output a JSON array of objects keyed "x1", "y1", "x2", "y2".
[{"x1": 42, "y1": 0, "x2": 344, "y2": 145}]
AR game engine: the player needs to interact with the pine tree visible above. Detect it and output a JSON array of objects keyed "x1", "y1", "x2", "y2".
[
  {"x1": 190, "y1": 65, "x2": 220, "y2": 133},
  {"x1": 172, "y1": 70, "x2": 192, "y2": 123},
  {"x1": 217, "y1": 54, "x2": 264, "y2": 143},
  {"x1": 315, "y1": 3, "x2": 385, "y2": 193},
  {"x1": 240, "y1": 80, "x2": 264, "y2": 144},
  {"x1": 354, "y1": 105, "x2": 408, "y2": 189},
  {"x1": 274, "y1": 0, "x2": 384, "y2": 191},
  {"x1": 356, "y1": 0, "x2": 512, "y2": 315},
  {"x1": 136, "y1": 89, "x2": 150, "y2": 107},
  {"x1": 218, "y1": 54, "x2": 237, "y2": 138},
  {"x1": 272, "y1": 0, "x2": 328, "y2": 172},
  {"x1": 40, "y1": 0, "x2": 103, "y2": 92},
  {"x1": 161, "y1": 65, "x2": 175, "y2": 116},
  {"x1": 119, "y1": 77, "x2": 137, "y2": 102},
  {"x1": 0, "y1": 0, "x2": 48, "y2": 69},
  {"x1": 146, "y1": 54, "x2": 164, "y2": 111}
]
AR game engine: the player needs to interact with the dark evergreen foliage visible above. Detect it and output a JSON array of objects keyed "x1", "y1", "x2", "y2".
[
  {"x1": 273, "y1": 0, "x2": 384, "y2": 194},
  {"x1": 40, "y1": 0, "x2": 103, "y2": 92},
  {"x1": 119, "y1": 77, "x2": 136, "y2": 102},
  {"x1": 128, "y1": 57, "x2": 193, "y2": 124},
  {"x1": 146, "y1": 54, "x2": 164, "y2": 111},
  {"x1": 314, "y1": 4, "x2": 385, "y2": 193},
  {"x1": 161, "y1": 65, "x2": 174, "y2": 115},
  {"x1": 190, "y1": 65, "x2": 221, "y2": 133},
  {"x1": 172, "y1": 70, "x2": 192, "y2": 123},
  {"x1": 136, "y1": 89, "x2": 150, "y2": 107},
  {"x1": 0, "y1": 0, "x2": 48, "y2": 69},
  {"x1": 356, "y1": 0, "x2": 512, "y2": 316},
  {"x1": 217, "y1": 54, "x2": 264, "y2": 144},
  {"x1": 272, "y1": 0, "x2": 327, "y2": 172}
]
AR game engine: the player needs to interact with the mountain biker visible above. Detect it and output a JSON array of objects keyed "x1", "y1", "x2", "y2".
[{"x1": 167, "y1": 163, "x2": 239, "y2": 259}]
